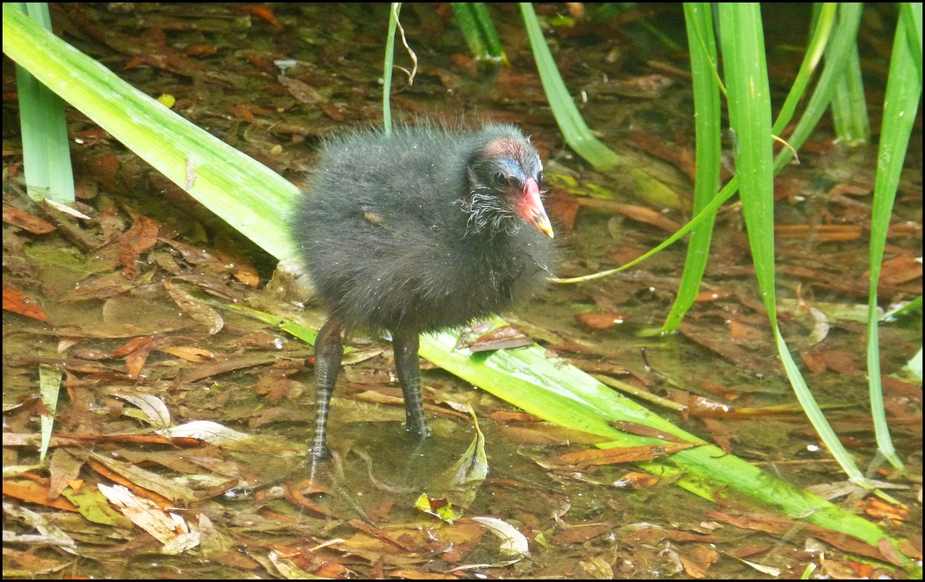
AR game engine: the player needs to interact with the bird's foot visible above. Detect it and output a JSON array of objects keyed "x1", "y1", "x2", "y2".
[
  {"x1": 307, "y1": 444, "x2": 331, "y2": 483},
  {"x1": 403, "y1": 418, "x2": 432, "y2": 439},
  {"x1": 309, "y1": 442, "x2": 331, "y2": 461}
]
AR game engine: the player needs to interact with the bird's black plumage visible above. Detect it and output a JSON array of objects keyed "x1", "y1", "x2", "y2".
[{"x1": 291, "y1": 121, "x2": 555, "y2": 460}]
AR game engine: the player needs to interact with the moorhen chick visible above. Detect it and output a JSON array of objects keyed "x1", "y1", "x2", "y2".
[{"x1": 292, "y1": 122, "x2": 555, "y2": 459}]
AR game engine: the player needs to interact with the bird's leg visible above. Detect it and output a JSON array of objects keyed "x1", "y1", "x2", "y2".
[
  {"x1": 310, "y1": 317, "x2": 343, "y2": 460},
  {"x1": 391, "y1": 329, "x2": 431, "y2": 438}
]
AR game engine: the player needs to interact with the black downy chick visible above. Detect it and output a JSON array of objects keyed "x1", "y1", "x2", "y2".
[{"x1": 292, "y1": 122, "x2": 555, "y2": 459}]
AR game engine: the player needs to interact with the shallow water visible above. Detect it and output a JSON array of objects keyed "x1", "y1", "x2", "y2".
[{"x1": 2, "y1": 3, "x2": 921, "y2": 579}]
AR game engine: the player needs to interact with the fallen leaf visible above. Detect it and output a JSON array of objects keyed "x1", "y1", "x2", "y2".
[
  {"x1": 552, "y1": 522, "x2": 612, "y2": 545},
  {"x1": 556, "y1": 442, "x2": 692, "y2": 466},
  {"x1": 576, "y1": 311, "x2": 626, "y2": 331},
  {"x1": 119, "y1": 215, "x2": 159, "y2": 278},
  {"x1": 3, "y1": 204, "x2": 55, "y2": 234},
  {"x1": 3, "y1": 286, "x2": 48, "y2": 321}
]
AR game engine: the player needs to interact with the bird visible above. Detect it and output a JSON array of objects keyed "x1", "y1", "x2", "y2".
[{"x1": 291, "y1": 121, "x2": 555, "y2": 460}]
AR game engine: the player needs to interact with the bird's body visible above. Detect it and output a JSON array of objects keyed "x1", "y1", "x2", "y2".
[
  {"x1": 296, "y1": 124, "x2": 553, "y2": 333},
  {"x1": 291, "y1": 122, "x2": 554, "y2": 460}
]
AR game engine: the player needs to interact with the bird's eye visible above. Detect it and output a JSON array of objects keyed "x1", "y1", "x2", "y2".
[
  {"x1": 493, "y1": 172, "x2": 508, "y2": 187},
  {"x1": 537, "y1": 171, "x2": 545, "y2": 186}
]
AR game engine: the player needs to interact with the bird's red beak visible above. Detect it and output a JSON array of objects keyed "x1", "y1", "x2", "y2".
[{"x1": 517, "y1": 178, "x2": 554, "y2": 238}]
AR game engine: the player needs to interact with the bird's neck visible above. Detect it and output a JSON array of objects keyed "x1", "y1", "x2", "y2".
[{"x1": 456, "y1": 189, "x2": 518, "y2": 242}]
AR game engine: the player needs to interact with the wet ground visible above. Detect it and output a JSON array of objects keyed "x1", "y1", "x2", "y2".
[{"x1": 2, "y1": 3, "x2": 922, "y2": 579}]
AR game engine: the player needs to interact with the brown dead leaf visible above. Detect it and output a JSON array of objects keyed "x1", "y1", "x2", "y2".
[
  {"x1": 552, "y1": 522, "x2": 613, "y2": 545},
  {"x1": 575, "y1": 311, "x2": 626, "y2": 331},
  {"x1": 124, "y1": 340, "x2": 157, "y2": 379},
  {"x1": 213, "y1": 247, "x2": 261, "y2": 287},
  {"x1": 449, "y1": 52, "x2": 477, "y2": 75},
  {"x1": 888, "y1": 221, "x2": 921, "y2": 238},
  {"x1": 629, "y1": 130, "x2": 692, "y2": 179},
  {"x1": 157, "y1": 345, "x2": 215, "y2": 363},
  {"x1": 390, "y1": 571, "x2": 458, "y2": 580},
  {"x1": 3, "y1": 204, "x2": 56, "y2": 234},
  {"x1": 183, "y1": 43, "x2": 219, "y2": 57},
  {"x1": 254, "y1": 373, "x2": 303, "y2": 402},
  {"x1": 488, "y1": 411, "x2": 540, "y2": 423},
  {"x1": 52, "y1": 432, "x2": 196, "y2": 447},
  {"x1": 48, "y1": 448, "x2": 85, "y2": 499},
  {"x1": 97, "y1": 205, "x2": 126, "y2": 244},
  {"x1": 610, "y1": 73, "x2": 674, "y2": 98},
  {"x1": 899, "y1": 537, "x2": 922, "y2": 560},
  {"x1": 182, "y1": 352, "x2": 296, "y2": 383},
  {"x1": 803, "y1": 349, "x2": 859, "y2": 375},
  {"x1": 556, "y1": 442, "x2": 692, "y2": 466},
  {"x1": 284, "y1": 480, "x2": 335, "y2": 517},
  {"x1": 64, "y1": 271, "x2": 135, "y2": 302},
  {"x1": 728, "y1": 319, "x2": 767, "y2": 343},
  {"x1": 458, "y1": 324, "x2": 532, "y2": 352},
  {"x1": 708, "y1": 510, "x2": 892, "y2": 563},
  {"x1": 85, "y1": 459, "x2": 173, "y2": 509},
  {"x1": 828, "y1": 182, "x2": 871, "y2": 197},
  {"x1": 727, "y1": 543, "x2": 773, "y2": 559},
  {"x1": 85, "y1": 153, "x2": 121, "y2": 192},
  {"x1": 2, "y1": 479, "x2": 78, "y2": 512},
  {"x1": 313, "y1": 561, "x2": 352, "y2": 578},
  {"x1": 229, "y1": 103, "x2": 258, "y2": 122},
  {"x1": 233, "y1": 263, "x2": 260, "y2": 287},
  {"x1": 879, "y1": 255, "x2": 923, "y2": 286},
  {"x1": 235, "y1": 4, "x2": 283, "y2": 29},
  {"x1": 4, "y1": 546, "x2": 71, "y2": 575},
  {"x1": 278, "y1": 75, "x2": 325, "y2": 105},
  {"x1": 499, "y1": 425, "x2": 573, "y2": 446},
  {"x1": 801, "y1": 350, "x2": 828, "y2": 374},
  {"x1": 3, "y1": 286, "x2": 48, "y2": 322},
  {"x1": 575, "y1": 197, "x2": 682, "y2": 232},
  {"x1": 112, "y1": 335, "x2": 157, "y2": 357},
  {"x1": 860, "y1": 497, "x2": 909, "y2": 523},
  {"x1": 494, "y1": 68, "x2": 546, "y2": 103},
  {"x1": 348, "y1": 518, "x2": 417, "y2": 553},
  {"x1": 775, "y1": 223, "x2": 863, "y2": 242},
  {"x1": 697, "y1": 380, "x2": 741, "y2": 401},
  {"x1": 612, "y1": 471, "x2": 660, "y2": 489},
  {"x1": 701, "y1": 418, "x2": 733, "y2": 452},
  {"x1": 119, "y1": 215, "x2": 159, "y2": 278},
  {"x1": 249, "y1": 406, "x2": 307, "y2": 428},
  {"x1": 364, "y1": 498, "x2": 396, "y2": 524},
  {"x1": 610, "y1": 421, "x2": 689, "y2": 443},
  {"x1": 881, "y1": 376, "x2": 922, "y2": 399},
  {"x1": 158, "y1": 237, "x2": 221, "y2": 267},
  {"x1": 820, "y1": 350, "x2": 859, "y2": 375},
  {"x1": 439, "y1": 521, "x2": 486, "y2": 563},
  {"x1": 679, "y1": 543, "x2": 719, "y2": 578},
  {"x1": 695, "y1": 289, "x2": 732, "y2": 302},
  {"x1": 679, "y1": 322, "x2": 776, "y2": 376},
  {"x1": 663, "y1": 388, "x2": 733, "y2": 418},
  {"x1": 163, "y1": 279, "x2": 224, "y2": 335},
  {"x1": 876, "y1": 538, "x2": 910, "y2": 567}
]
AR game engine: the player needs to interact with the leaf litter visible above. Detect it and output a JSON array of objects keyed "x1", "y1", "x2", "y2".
[{"x1": 2, "y1": 3, "x2": 921, "y2": 579}]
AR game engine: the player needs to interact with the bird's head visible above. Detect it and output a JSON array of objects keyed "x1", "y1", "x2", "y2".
[{"x1": 464, "y1": 131, "x2": 554, "y2": 239}]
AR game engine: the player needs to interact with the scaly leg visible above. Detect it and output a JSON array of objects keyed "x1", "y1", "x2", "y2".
[
  {"x1": 310, "y1": 317, "x2": 343, "y2": 460},
  {"x1": 391, "y1": 329, "x2": 431, "y2": 437}
]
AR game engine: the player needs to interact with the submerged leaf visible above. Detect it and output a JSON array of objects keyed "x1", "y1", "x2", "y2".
[
  {"x1": 430, "y1": 405, "x2": 488, "y2": 509},
  {"x1": 414, "y1": 493, "x2": 464, "y2": 524},
  {"x1": 471, "y1": 516, "x2": 530, "y2": 557},
  {"x1": 39, "y1": 364, "x2": 63, "y2": 462}
]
